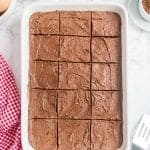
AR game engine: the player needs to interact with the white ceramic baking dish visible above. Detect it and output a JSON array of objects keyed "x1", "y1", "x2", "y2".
[{"x1": 21, "y1": 1, "x2": 128, "y2": 150}]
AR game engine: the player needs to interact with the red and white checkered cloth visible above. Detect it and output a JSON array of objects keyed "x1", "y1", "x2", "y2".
[{"x1": 0, "y1": 54, "x2": 22, "y2": 150}]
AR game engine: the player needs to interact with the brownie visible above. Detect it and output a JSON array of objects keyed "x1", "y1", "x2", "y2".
[
  {"x1": 30, "y1": 11, "x2": 59, "y2": 34},
  {"x1": 60, "y1": 36, "x2": 90, "y2": 62},
  {"x1": 28, "y1": 11, "x2": 123, "y2": 150},
  {"x1": 92, "y1": 37, "x2": 121, "y2": 62},
  {"x1": 29, "y1": 119, "x2": 57, "y2": 150},
  {"x1": 91, "y1": 120, "x2": 122, "y2": 150},
  {"x1": 60, "y1": 11, "x2": 91, "y2": 36},
  {"x1": 30, "y1": 35, "x2": 59, "y2": 61},
  {"x1": 92, "y1": 12, "x2": 121, "y2": 36},
  {"x1": 58, "y1": 90, "x2": 91, "y2": 119},
  {"x1": 30, "y1": 61, "x2": 58, "y2": 89},
  {"x1": 92, "y1": 63, "x2": 121, "y2": 90},
  {"x1": 58, "y1": 120, "x2": 90, "y2": 150},
  {"x1": 92, "y1": 91, "x2": 122, "y2": 120},
  {"x1": 59, "y1": 63, "x2": 90, "y2": 89},
  {"x1": 29, "y1": 89, "x2": 57, "y2": 119}
]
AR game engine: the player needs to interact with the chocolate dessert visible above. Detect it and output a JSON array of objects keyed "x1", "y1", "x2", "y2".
[
  {"x1": 30, "y1": 61, "x2": 58, "y2": 89},
  {"x1": 92, "y1": 63, "x2": 121, "y2": 90},
  {"x1": 29, "y1": 89, "x2": 57, "y2": 119},
  {"x1": 92, "y1": 37, "x2": 121, "y2": 62},
  {"x1": 30, "y1": 12, "x2": 59, "y2": 34},
  {"x1": 142, "y1": 0, "x2": 150, "y2": 14},
  {"x1": 58, "y1": 120, "x2": 90, "y2": 150},
  {"x1": 60, "y1": 36, "x2": 90, "y2": 62},
  {"x1": 30, "y1": 35, "x2": 59, "y2": 61},
  {"x1": 59, "y1": 63, "x2": 90, "y2": 89},
  {"x1": 29, "y1": 119, "x2": 57, "y2": 150},
  {"x1": 91, "y1": 91, "x2": 122, "y2": 120},
  {"x1": 58, "y1": 90, "x2": 91, "y2": 119},
  {"x1": 92, "y1": 12, "x2": 121, "y2": 36},
  {"x1": 91, "y1": 120, "x2": 122, "y2": 150},
  {"x1": 60, "y1": 11, "x2": 91, "y2": 36},
  {"x1": 29, "y1": 11, "x2": 122, "y2": 150}
]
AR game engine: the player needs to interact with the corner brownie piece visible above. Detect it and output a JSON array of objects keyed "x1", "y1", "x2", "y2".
[
  {"x1": 60, "y1": 11, "x2": 91, "y2": 36},
  {"x1": 92, "y1": 12, "x2": 121, "y2": 36},
  {"x1": 30, "y1": 35, "x2": 59, "y2": 61},
  {"x1": 59, "y1": 63, "x2": 90, "y2": 89},
  {"x1": 30, "y1": 11, "x2": 59, "y2": 34},
  {"x1": 58, "y1": 90, "x2": 91, "y2": 119},
  {"x1": 30, "y1": 61, "x2": 58, "y2": 89},
  {"x1": 92, "y1": 37, "x2": 121, "y2": 62},
  {"x1": 60, "y1": 36, "x2": 90, "y2": 62},
  {"x1": 91, "y1": 120, "x2": 122, "y2": 150},
  {"x1": 58, "y1": 120, "x2": 90, "y2": 150},
  {"x1": 29, "y1": 119, "x2": 57, "y2": 150},
  {"x1": 92, "y1": 91, "x2": 122, "y2": 120},
  {"x1": 92, "y1": 63, "x2": 121, "y2": 90},
  {"x1": 29, "y1": 89, "x2": 57, "y2": 119}
]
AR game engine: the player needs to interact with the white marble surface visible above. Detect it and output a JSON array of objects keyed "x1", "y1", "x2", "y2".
[{"x1": 0, "y1": 0, "x2": 150, "y2": 149}]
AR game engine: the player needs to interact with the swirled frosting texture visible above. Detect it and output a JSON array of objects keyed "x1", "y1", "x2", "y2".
[{"x1": 29, "y1": 11, "x2": 122, "y2": 150}]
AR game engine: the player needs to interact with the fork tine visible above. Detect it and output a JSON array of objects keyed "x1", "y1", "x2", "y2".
[
  {"x1": 138, "y1": 123, "x2": 144, "y2": 137},
  {"x1": 142, "y1": 126, "x2": 148, "y2": 138},
  {"x1": 146, "y1": 130, "x2": 150, "y2": 142}
]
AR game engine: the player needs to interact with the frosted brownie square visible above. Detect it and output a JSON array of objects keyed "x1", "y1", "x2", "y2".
[
  {"x1": 30, "y1": 35, "x2": 59, "y2": 61},
  {"x1": 92, "y1": 91, "x2": 122, "y2": 120},
  {"x1": 29, "y1": 89, "x2": 57, "y2": 119},
  {"x1": 91, "y1": 120, "x2": 122, "y2": 150},
  {"x1": 30, "y1": 61, "x2": 58, "y2": 89},
  {"x1": 58, "y1": 120, "x2": 90, "y2": 150},
  {"x1": 60, "y1": 11, "x2": 91, "y2": 36},
  {"x1": 29, "y1": 119, "x2": 57, "y2": 150},
  {"x1": 59, "y1": 63, "x2": 90, "y2": 89},
  {"x1": 92, "y1": 12, "x2": 121, "y2": 36},
  {"x1": 92, "y1": 63, "x2": 121, "y2": 90},
  {"x1": 59, "y1": 36, "x2": 90, "y2": 62},
  {"x1": 92, "y1": 37, "x2": 121, "y2": 62},
  {"x1": 58, "y1": 90, "x2": 91, "y2": 119},
  {"x1": 30, "y1": 11, "x2": 59, "y2": 34}
]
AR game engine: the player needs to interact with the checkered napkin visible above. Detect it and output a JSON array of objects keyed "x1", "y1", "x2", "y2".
[{"x1": 0, "y1": 54, "x2": 22, "y2": 150}]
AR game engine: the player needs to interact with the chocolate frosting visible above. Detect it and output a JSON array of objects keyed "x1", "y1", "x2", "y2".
[
  {"x1": 30, "y1": 11, "x2": 59, "y2": 34},
  {"x1": 92, "y1": 91, "x2": 122, "y2": 120},
  {"x1": 92, "y1": 37, "x2": 121, "y2": 62},
  {"x1": 60, "y1": 36, "x2": 90, "y2": 62},
  {"x1": 59, "y1": 63, "x2": 90, "y2": 89},
  {"x1": 29, "y1": 89, "x2": 57, "y2": 119},
  {"x1": 91, "y1": 120, "x2": 122, "y2": 150},
  {"x1": 30, "y1": 61, "x2": 58, "y2": 89},
  {"x1": 29, "y1": 119, "x2": 57, "y2": 150},
  {"x1": 60, "y1": 11, "x2": 91, "y2": 36},
  {"x1": 29, "y1": 11, "x2": 122, "y2": 150},
  {"x1": 92, "y1": 12, "x2": 121, "y2": 36},
  {"x1": 58, "y1": 90, "x2": 91, "y2": 119},
  {"x1": 92, "y1": 63, "x2": 121, "y2": 90},
  {"x1": 58, "y1": 120, "x2": 90, "y2": 150},
  {"x1": 30, "y1": 35, "x2": 59, "y2": 61},
  {"x1": 142, "y1": 0, "x2": 150, "y2": 14}
]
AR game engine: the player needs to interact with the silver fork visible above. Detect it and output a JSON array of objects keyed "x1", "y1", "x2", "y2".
[{"x1": 132, "y1": 114, "x2": 150, "y2": 150}]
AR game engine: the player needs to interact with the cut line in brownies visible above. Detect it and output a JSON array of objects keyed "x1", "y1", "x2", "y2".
[
  {"x1": 29, "y1": 119, "x2": 122, "y2": 150},
  {"x1": 29, "y1": 11, "x2": 123, "y2": 150}
]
